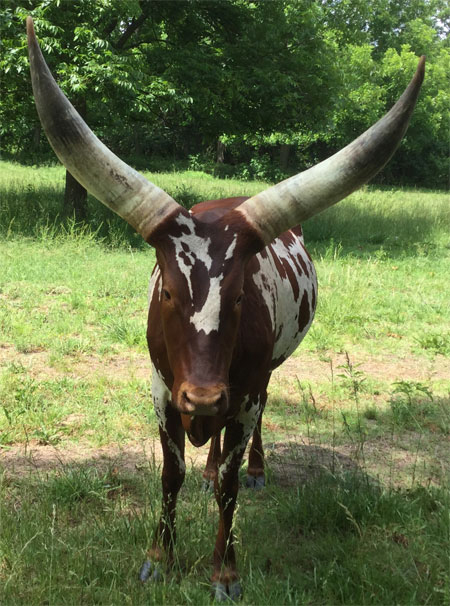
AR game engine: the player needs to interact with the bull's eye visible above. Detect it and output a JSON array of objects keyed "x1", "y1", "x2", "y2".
[
  {"x1": 235, "y1": 293, "x2": 243, "y2": 305},
  {"x1": 163, "y1": 289, "x2": 171, "y2": 301}
]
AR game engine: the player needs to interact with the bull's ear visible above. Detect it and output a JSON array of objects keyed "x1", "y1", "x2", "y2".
[
  {"x1": 26, "y1": 17, "x2": 181, "y2": 241},
  {"x1": 236, "y1": 57, "x2": 425, "y2": 245}
]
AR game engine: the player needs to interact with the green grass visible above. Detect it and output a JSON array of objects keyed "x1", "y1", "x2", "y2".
[
  {"x1": 0, "y1": 160, "x2": 268, "y2": 248},
  {"x1": 0, "y1": 161, "x2": 449, "y2": 603},
  {"x1": 0, "y1": 467, "x2": 447, "y2": 605}
]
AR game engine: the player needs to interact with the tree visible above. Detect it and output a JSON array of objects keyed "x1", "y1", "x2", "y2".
[
  {"x1": 321, "y1": 0, "x2": 450, "y2": 187},
  {"x1": 2, "y1": 0, "x2": 156, "y2": 217},
  {"x1": 1, "y1": 0, "x2": 448, "y2": 190}
]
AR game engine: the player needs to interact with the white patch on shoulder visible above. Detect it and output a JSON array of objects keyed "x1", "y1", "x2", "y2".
[{"x1": 151, "y1": 364, "x2": 185, "y2": 473}]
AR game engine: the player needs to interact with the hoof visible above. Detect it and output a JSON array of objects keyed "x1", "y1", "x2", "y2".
[
  {"x1": 202, "y1": 478, "x2": 215, "y2": 492},
  {"x1": 212, "y1": 580, "x2": 242, "y2": 602},
  {"x1": 245, "y1": 474, "x2": 265, "y2": 490},
  {"x1": 139, "y1": 560, "x2": 163, "y2": 583}
]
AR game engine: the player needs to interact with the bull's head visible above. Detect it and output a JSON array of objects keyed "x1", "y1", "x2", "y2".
[
  {"x1": 148, "y1": 204, "x2": 262, "y2": 419},
  {"x1": 27, "y1": 17, "x2": 425, "y2": 419}
]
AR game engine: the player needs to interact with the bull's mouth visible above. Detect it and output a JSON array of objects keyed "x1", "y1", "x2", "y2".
[
  {"x1": 177, "y1": 400, "x2": 220, "y2": 416},
  {"x1": 174, "y1": 381, "x2": 229, "y2": 446},
  {"x1": 181, "y1": 413, "x2": 225, "y2": 447}
]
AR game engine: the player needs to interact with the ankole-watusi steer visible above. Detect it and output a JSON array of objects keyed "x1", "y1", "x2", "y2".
[{"x1": 27, "y1": 17, "x2": 424, "y2": 600}]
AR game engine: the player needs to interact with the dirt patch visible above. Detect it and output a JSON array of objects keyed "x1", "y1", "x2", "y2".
[
  {"x1": 0, "y1": 438, "x2": 211, "y2": 478},
  {"x1": 0, "y1": 345, "x2": 151, "y2": 382},
  {"x1": 1, "y1": 345, "x2": 447, "y2": 385},
  {"x1": 1, "y1": 345, "x2": 447, "y2": 487},
  {"x1": 274, "y1": 351, "x2": 449, "y2": 384},
  {"x1": 2, "y1": 432, "x2": 446, "y2": 489}
]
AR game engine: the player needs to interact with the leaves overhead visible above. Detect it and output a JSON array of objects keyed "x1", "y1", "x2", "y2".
[{"x1": 1, "y1": 0, "x2": 448, "y2": 187}]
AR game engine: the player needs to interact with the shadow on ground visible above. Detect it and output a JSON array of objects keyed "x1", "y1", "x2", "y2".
[{"x1": 1, "y1": 438, "x2": 370, "y2": 490}]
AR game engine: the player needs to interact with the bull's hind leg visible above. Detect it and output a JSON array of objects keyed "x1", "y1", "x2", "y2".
[
  {"x1": 246, "y1": 379, "x2": 269, "y2": 489},
  {"x1": 202, "y1": 432, "x2": 221, "y2": 491},
  {"x1": 246, "y1": 410, "x2": 265, "y2": 489}
]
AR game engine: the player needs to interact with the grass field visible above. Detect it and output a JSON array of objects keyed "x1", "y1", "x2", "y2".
[{"x1": 0, "y1": 161, "x2": 449, "y2": 604}]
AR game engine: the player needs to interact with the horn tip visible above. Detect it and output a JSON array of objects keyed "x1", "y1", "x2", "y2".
[
  {"x1": 416, "y1": 55, "x2": 426, "y2": 84},
  {"x1": 26, "y1": 16, "x2": 35, "y2": 36}
]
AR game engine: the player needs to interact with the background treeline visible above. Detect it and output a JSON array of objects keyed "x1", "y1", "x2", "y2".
[{"x1": 1, "y1": 0, "x2": 449, "y2": 188}]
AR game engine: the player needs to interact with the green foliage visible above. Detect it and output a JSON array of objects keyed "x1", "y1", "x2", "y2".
[
  {"x1": 389, "y1": 380, "x2": 439, "y2": 430},
  {"x1": 1, "y1": 0, "x2": 447, "y2": 186}
]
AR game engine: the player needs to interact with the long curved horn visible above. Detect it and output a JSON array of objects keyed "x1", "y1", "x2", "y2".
[
  {"x1": 237, "y1": 56, "x2": 425, "y2": 245},
  {"x1": 26, "y1": 17, "x2": 180, "y2": 241}
]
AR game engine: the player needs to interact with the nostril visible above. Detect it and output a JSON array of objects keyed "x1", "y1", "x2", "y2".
[{"x1": 178, "y1": 383, "x2": 229, "y2": 414}]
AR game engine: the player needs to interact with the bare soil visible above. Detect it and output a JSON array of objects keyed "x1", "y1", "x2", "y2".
[
  {"x1": 1, "y1": 345, "x2": 448, "y2": 487},
  {"x1": 1, "y1": 344, "x2": 448, "y2": 384}
]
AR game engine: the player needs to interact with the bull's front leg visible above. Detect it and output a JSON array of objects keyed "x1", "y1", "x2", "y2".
[
  {"x1": 212, "y1": 394, "x2": 262, "y2": 601},
  {"x1": 140, "y1": 369, "x2": 186, "y2": 583}
]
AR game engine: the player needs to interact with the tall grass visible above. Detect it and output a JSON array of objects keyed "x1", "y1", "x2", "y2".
[
  {"x1": 0, "y1": 464, "x2": 448, "y2": 605},
  {"x1": 0, "y1": 161, "x2": 267, "y2": 247},
  {"x1": 0, "y1": 161, "x2": 449, "y2": 604}
]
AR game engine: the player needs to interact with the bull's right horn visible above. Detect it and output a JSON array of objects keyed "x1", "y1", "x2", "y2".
[
  {"x1": 27, "y1": 17, "x2": 180, "y2": 241},
  {"x1": 237, "y1": 56, "x2": 425, "y2": 245}
]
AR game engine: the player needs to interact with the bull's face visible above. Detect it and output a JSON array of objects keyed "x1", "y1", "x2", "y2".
[{"x1": 150, "y1": 210, "x2": 260, "y2": 417}]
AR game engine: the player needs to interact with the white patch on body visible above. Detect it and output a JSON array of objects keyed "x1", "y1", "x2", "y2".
[
  {"x1": 253, "y1": 234, "x2": 317, "y2": 364},
  {"x1": 169, "y1": 214, "x2": 212, "y2": 299},
  {"x1": 151, "y1": 364, "x2": 186, "y2": 473}
]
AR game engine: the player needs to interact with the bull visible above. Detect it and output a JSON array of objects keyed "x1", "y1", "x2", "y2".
[{"x1": 26, "y1": 17, "x2": 424, "y2": 600}]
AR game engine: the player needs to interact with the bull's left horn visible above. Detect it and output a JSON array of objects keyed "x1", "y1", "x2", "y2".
[
  {"x1": 237, "y1": 56, "x2": 425, "y2": 245},
  {"x1": 26, "y1": 17, "x2": 180, "y2": 241}
]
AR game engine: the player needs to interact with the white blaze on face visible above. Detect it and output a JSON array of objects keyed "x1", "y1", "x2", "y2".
[
  {"x1": 190, "y1": 275, "x2": 223, "y2": 334},
  {"x1": 167, "y1": 215, "x2": 240, "y2": 335},
  {"x1": 148, "y1": 267, "x2": 161, "y2": 307},
  {"x1": 190, "y1": 235, "x2": 239, "y2": 334},
  {"x1": 224, "y1": 233, "x2": 237, "y2": 260},
  {"x1": 170, "y1": 214, "x2": 212, "y2": 299}
]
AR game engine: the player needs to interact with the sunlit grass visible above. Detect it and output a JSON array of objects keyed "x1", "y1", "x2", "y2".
[{"x1": 0, "y1": 162, "x2": 449, "y2": 604}]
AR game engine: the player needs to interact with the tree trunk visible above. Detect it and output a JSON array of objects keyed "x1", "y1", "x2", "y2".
[
  {"x1": 64, "y1": 170, "x2": 88, "y2": 221},
  {"x1": 32, "y1": 123, "x2": 41, "y2": 149},
  {"x1": 216, "y1": 139, "x2": 225, "y2": 164},
  {"x1": 279, "y1": 143, "x2": 292, "y2": 171},
  {"x1": 64, "y1": 96, "x2": 88, "y2": 220},
  {"x1": 134, "y1": 128, "x2": 143, "y2": 156}
]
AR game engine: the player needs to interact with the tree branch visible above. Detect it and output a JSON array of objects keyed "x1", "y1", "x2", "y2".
[{"x1": 114, "y1": 12, "x2": 149, "y2": 50}]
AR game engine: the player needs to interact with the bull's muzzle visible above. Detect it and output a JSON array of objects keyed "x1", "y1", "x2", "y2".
[{"x1": 177, "y1": 382, "x2": 228, "y2": 416}]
